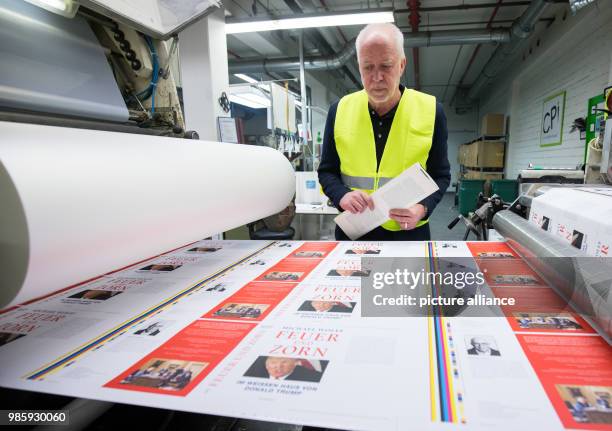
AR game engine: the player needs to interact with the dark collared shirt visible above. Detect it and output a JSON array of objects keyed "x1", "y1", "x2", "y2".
[
  {"x1": 371, "y1": 91, "x2": 402, "y2": 169},
  {"x1": 318, "y1": 85, "x2": 451, "y2": 220}
]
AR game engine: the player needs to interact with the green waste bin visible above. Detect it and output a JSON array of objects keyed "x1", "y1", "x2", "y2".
[
  {"x1": 458, "y1": 180, "x2": 485, "y2": 216},
  {"x1": 491, "y1": 179, "x2": 518, "y2": 203}
]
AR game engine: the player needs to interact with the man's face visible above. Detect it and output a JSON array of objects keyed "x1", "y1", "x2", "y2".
[
  {"x1": 311, "y1": 301, "x2": 335, "y2": 312},
  {"x1": 150, "y1": 264, "x2": 169, "y2": 271},
  {"x1": 358, "y1": 35, "x2": 406, "y2": 106},
  {"x1": 82, "y1": 290, "x2": 100, "y2": 299},
  {"x1": 471, "y1": 338, "x2": 491, "y2": 353},
  {"x1": 265, "y1": 357, "x2": 298, "y2": 378}
]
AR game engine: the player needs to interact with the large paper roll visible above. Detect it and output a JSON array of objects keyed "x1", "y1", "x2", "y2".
[
  {"x1": 0, "y1": 121, "x2": 295, "y2": 308},
  {"x1": 493, "y1": 210, "x2": 612, "y2": 341}
]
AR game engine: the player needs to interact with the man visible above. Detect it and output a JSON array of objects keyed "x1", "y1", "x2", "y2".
[
  {"x1": 300, "y1": 300, "x2": 354, "y2": 313},
  {"x1": 244, "y1": 356, "x2": 323, "y2": 382},
  {"x1": 345, "y1": 247, "x2": 381, "y2": 254},
  {"x1": 572, "y1": 396, "x2": 590, "y2": 421},
  {"x1": 595, "y1": 394, "x2": 610, "y2": 410},
  {"x1": 467, "y1": 337, "x2": 501, "y2": 356},
  {"x1": 318, "y1": 23, "x2": 450, "y2": 240}
]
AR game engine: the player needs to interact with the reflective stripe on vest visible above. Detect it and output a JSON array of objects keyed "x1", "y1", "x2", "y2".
[
  {"x1": 335, "y1": 88, "x2": 436, "y2": 231},
  {"x1": 341, "y1": 174, "x2": 375, "y2": 190},
  {"x1": 378, "y1": 177, "x2": 394, "y2": 188}
]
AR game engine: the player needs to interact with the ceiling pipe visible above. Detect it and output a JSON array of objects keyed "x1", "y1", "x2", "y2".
[
  {"x1": 282, "y1": 0, "x2": 361, "y2": 89},
  {"x1": 467, "y1": 0, "x2": 552, "y2": 100},
  {"x1": 402, "y1": 17, "x2": 553, "y2": 29},
  {"x1": 229, "y1": 28, "x2": 511, "y2": 74},
  {"x1": 314, "y1": 0, "x2": 362, "y2": 90},
  {"x1": 404, "y1": 28, "x2": 510, "y2": 46},
  {"x1": 450, "y1": 0, "x2": 504, "y2": 106},
  {"x1": 229, "y1": 39, "x2": 356, "y2": 74},
  {"x1": 319, "y1": 0, "x2": 349, "y2": 43}
]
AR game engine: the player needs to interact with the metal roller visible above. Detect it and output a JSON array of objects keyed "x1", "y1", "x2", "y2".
[{"x1": 493, "y1": 210, "x2": 612, "y2": 342}]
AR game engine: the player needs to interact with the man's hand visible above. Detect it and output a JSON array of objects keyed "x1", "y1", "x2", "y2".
[
  {"x1": 339, "y1": 191, "x2": 374, "y2": 214},
  {"x1": 389, "y1": 204, "x2": 426, "y2": 230}
]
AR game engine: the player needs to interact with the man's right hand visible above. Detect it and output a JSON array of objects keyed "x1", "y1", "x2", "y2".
[{"x1": 339, "y1": 190, "x2": 374, "y2": 214}]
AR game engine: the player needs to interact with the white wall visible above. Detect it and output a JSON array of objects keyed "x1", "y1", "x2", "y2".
[
  {"x1": 443, "y1": 102, "x2": 478, "y2": 188},
  {"x1": 478, "y1": 1, "x2": 612, "y2": 179}
]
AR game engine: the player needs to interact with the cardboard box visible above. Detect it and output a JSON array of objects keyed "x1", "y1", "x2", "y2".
[
  {"x1": 462, "y1": 140, "x2": 505, "y2": 168},
  {"x1": 463, "y1": 143, "x2": 478, "y2": 167},
  {"x1": 458, "y1": 144, "x2": 469, "y2": 165},
  {"x1": 481, "y1": 113, "x2": 505, "y2": 136},
  {"x1": 463, "y1": 170, "x2": 504, "y2": 180}
]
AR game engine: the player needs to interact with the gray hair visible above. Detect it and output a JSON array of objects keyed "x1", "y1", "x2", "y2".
[{"x1": 355, "y1": 23, "x2": 405, "y2": 63}]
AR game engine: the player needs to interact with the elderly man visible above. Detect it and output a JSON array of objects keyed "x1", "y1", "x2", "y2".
[
  {"x1": 258, "y1": 356, "x2": 322, "y2": 382},
  {"x1": 467, "y1": 337, "x2": 501, "y2": 356},
  {"x1": 318, "y1": 23, "x2": 450, "y2": 240}
]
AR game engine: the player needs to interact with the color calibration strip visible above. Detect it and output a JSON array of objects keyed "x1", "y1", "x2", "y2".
[{"x1": 427, "y1": 242, "x2": 465, "y2": 424}]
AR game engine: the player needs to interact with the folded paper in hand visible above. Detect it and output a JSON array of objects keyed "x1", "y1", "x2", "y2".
[{"x1": 334, "y1": 163, "x2": 439, "y2": 240}]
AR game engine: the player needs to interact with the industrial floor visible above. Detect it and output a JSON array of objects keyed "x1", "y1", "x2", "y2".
[{"x1": 428, "y1": 192, "x2": 465, "y2": 241}]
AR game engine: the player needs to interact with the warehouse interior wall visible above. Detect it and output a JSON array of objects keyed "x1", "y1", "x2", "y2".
[
  {"x1": 443, "y1": 102, "x2": 479, "y2": 189},
  {"x1": 478, "y1": 1, "x2": 612, "y2": 179}
]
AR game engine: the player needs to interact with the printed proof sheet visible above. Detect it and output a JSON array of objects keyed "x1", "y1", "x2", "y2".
[
  {"x1": 334, "y1": 163, "x2": 439, "y2": 240},
  {"x1": 0, "y1": 240, "x2": 610, "y2": 431}
]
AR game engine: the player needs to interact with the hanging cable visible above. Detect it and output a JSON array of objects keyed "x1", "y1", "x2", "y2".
[
  {"x1": 144, "y1": 35, "x2": 159, "y2": 114},
  {"x1": 126, "y1": 35, "x2": 159, "y2": 112}
]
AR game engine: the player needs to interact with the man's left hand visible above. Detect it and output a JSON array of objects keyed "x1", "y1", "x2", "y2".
[{"x1": 389, "y1": 204, "x2": 426, "y2": 230}]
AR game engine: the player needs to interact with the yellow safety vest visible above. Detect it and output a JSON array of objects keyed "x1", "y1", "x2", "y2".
[{"x1": 334, "y1": 88, "x2": 436, "y2": 231}]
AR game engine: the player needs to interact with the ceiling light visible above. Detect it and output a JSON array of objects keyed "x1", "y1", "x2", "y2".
[
  {"x1": 228, "y1": 86, "x2": 271, "y2": 109},
  {"x1": 23, "y1": 0, "x2": 78, "y2": 17},
  {"x1": 228, "y1": 94, "x2": 270, "y2": 109},
  {"x1": 234, "y1": 74, "x2": 259, "y2": 84},
  {"x1": 226, "y1": 9, "x2": 394, "y2": 34}
]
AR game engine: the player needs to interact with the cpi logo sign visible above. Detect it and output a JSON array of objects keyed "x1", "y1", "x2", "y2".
[{"x1": 540, "y1": 91, "x2": 566, "y2": 147}]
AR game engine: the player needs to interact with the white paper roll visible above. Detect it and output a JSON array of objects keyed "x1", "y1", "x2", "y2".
[{"x1": 0, "y1": 121, "x2": 295, "y2": 308}]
